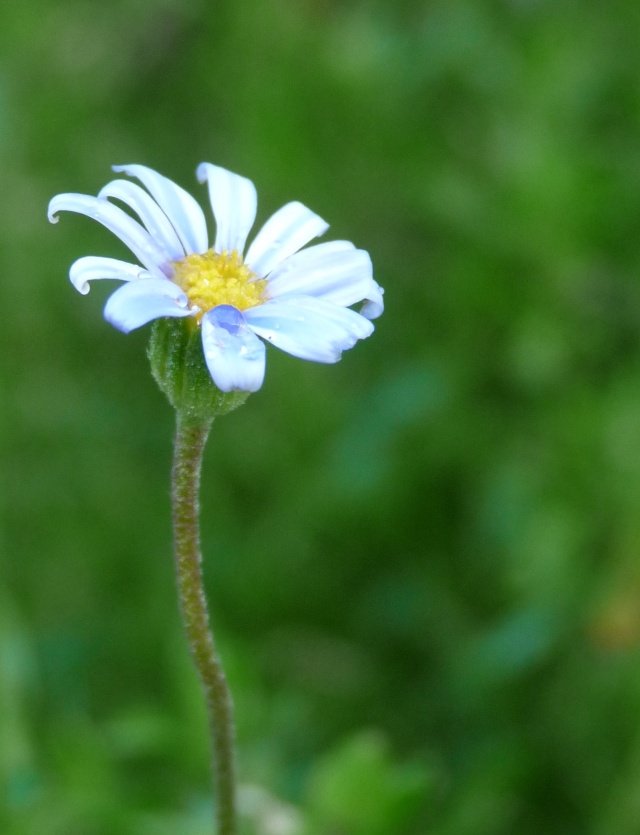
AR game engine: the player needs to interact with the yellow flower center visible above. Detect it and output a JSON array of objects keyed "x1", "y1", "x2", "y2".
[{"x1": 172, "y1": 249, "x2": 268, "y2": 321}]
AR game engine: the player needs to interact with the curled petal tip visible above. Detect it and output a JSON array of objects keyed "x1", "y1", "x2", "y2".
[
  {"x1": 361, "y1": 283, "x2": 384, "y2": 320},
  {"x1": 47, "y1": 198, "x2": 61, "y2": 223},
  {"x1": 195, "y1": 162, "x2": 208, "y2": 183}
]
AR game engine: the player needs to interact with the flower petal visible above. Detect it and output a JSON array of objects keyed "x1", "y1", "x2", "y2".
[
  {"x1": 245, "y1": 201, "x2": 329, "y2": 278},
  {"x1": 48, "y1": 193, "x2": 169, "y2": 277},
  {"x1": 265, "y1": 240, "x2": 375, "y2": 305},
  {"x1": 196, "y1": 163, "x2": 257, "y2": 255},
  {"x1": 112, "y1": 164, "x2": 208, "y2": 255},
  {"x1": 69, "y1": 256, "x2": 152, "y2": 295},
  {"x1": 266, "y1": 241, "x2": 385, "y2": 319},
  {"x1": 360, "y1": 282, "x2": 384, "y2": 320},
  {"x1": 244, "y1": 295, "x2": 373, "y2": 363},
  {"x1": 104, "y1": 277, "x2": 193, "y2": 333},
  {"x1": 98, "y1": 179, "x2": 185, "y2": 260},
  {"x1": 201, "y1": 305, "x2": 266, "y2": 392}
]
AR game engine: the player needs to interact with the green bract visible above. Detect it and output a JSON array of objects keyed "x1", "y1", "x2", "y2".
[{"x1": 148, "y1": 318, "x2": 250, "y2": 423}]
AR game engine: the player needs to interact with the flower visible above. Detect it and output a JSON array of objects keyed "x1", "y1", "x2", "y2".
[{"x1": 48, "y1": 164, "x2": 384, "y2": 393}]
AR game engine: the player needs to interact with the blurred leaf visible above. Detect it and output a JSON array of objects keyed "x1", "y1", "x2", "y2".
[{"x1": 304, "y1": 731, "x2": 433, "y2": 835}]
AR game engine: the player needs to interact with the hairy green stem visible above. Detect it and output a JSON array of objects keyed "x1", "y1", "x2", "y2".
[{"x1": 171, "y1": 417, "x2": 237, "y2": 835}]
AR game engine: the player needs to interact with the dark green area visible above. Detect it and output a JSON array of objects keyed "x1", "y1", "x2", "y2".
[{"x1": 3, "y1": 0, "x2": 640, "y2": 832}]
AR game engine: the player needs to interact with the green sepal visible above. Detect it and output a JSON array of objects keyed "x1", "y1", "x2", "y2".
[{"x1": 148, "y1": 317, "x2": 250, "y2": 424}]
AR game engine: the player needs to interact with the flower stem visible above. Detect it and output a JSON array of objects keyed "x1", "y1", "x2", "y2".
[{"x1": 171, "y1": 416, "x2": 237, "y2": 835}]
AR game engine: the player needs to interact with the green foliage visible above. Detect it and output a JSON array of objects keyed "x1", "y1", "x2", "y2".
[
  {"x1": 3, "y1": 0, "x2": 640, "y2": 833},
  {"x1": 303, "y1": 731, "x2": 432, "y2": 835}
]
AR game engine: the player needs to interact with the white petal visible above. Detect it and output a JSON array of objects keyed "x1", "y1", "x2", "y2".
[
  {"x1": 104, "y1": 277, "x2": 193, "y2": 333},
  {"x1": 112, "y1": 164, "x2": 208, "y2": 255},
  {"x1": 196, "y1": 163, "x2": 257, "y2": 255},
  {"x1": 69, "y1": 256, "x2": 152, "y2": 295},
  {"x1": 245, "y1": 201, "x2": 329, "y2": 278},
  {"x1": 244, "y1": 295, "x2": 373, "y2": 363},
  {"x1": 98, "y1": 179, "x2": 185, "y2": 260},
  {"x1": 267, "y1": 240, "x2": 385, "y2": 319},
  {"x1": 360, "y1": 282, "x2": 384, "y2": 320},
  {"x1": 201, "y1": 306, "x2": 266, "y2": 392},
  {"x1": 48, "y1": 193, "x2": 169, "y2": 277},
  {"x1": 266, "y1": 240, "x2": 379, "y2": 308}
]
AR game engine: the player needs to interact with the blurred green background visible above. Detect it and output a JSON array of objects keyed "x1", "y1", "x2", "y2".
[{"x1": 3, "y1": 0, "x2": 640, "y2": 832}]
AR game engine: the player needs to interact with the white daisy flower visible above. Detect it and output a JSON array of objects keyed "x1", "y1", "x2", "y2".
[{"x1": 48, "y1": 164, "x2": 384, "y2": 393}]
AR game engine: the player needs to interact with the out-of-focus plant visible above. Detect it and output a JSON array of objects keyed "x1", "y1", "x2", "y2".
[{"x1": 48, "y1": 162, "x2": 383, "y2": 833}]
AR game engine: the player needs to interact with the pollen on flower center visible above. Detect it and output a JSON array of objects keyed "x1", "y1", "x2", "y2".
[{"x1": 172, "y1": 249, "x2": 267, "y2": 320}]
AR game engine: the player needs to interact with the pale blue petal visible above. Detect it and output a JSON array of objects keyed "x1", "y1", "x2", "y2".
[
  {"x1": 196, "y1": 163, "x2": 257, "y2": 255},
  {"x1": 266, "y1": 240, "x2": 385, "y2": 319},
  {"x1": 48, "y1": 193, "x2": 169, "y2": 277},
  {"x1": 244, "y1": 296, "x2": 373, "y2": 363},
  {"x1": 69, "y1": 256, "x2": 152, "y2": 295},
  {"x1": 98, "y1": 179, "x2": 185, "y2": 260},
  {"x1": 360, "y1": 282, "x2": 385, "y2": 320},
  {"x1": 201, "y1": 306, "x2": 266, "y2": 392},
  {"x1": 266, "y1": 240, "x2": 378, "y2": 307},
  {"x1": 104, "y1": 277, "x2": 193, "y2": 333},
  {"x1": 112, "y1": 164, "x2": 208, "y2": 255},
  {"x1": 245, "y1": 201, "x2": 329, "y2": 278}
]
